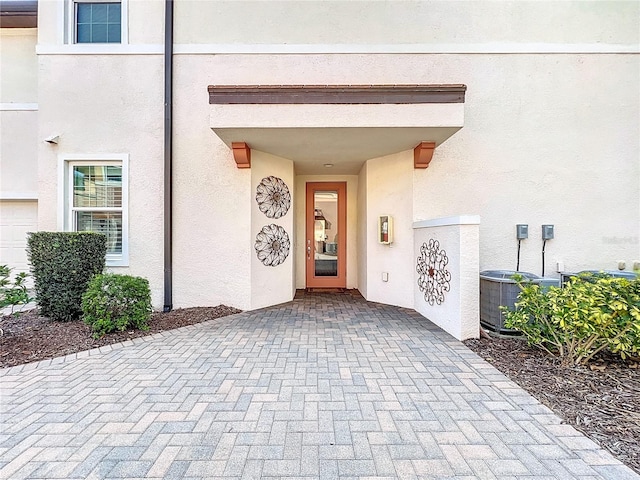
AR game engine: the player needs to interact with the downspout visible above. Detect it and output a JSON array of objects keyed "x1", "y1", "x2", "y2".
[{"x1": 163, "y1": 0, "x2": 173, "y2": 312}]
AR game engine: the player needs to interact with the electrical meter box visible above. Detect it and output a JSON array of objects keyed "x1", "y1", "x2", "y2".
[
  {"x1": 542, "y1": 224, "x2": 554, "y2": 240},
  {"x1": 516, "y1": 224, "x2": 528, "y2": 239}
]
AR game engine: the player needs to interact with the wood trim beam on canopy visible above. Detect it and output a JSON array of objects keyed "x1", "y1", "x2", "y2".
[
  {"x1": 0, "y1": 0, "x2": 38, "y2": 28},
  {"x1": 209, "y1": 84, "x2": 466, "y2": 105}
]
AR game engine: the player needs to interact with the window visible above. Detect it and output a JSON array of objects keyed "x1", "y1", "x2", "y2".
[
  {"x1": 74, "y1": 1, "x2": 122, "y2": 43},
  {"x1": 59, "y1": 155, "x2": 129, "y2": 266}
]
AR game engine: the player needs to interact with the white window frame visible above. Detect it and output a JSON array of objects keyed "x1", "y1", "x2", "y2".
[
  {"x1": 66, "y1": 0, "x2": 129, "y2": 45},
  {"x1": 58, "y1": 154, "x2": 129, "y2": 267}
]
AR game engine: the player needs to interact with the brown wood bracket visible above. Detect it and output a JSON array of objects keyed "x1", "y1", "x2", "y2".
[
  {"x1": 414, "y1": 142, "x2": 436, "y2": 169},
  {"x1": 232, "y1": 142, "x2": 251, "y2": 168}
]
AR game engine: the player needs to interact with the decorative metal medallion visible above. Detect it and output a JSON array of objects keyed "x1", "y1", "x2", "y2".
[
  {"x1": 255, "y1": 224, "x2": 291, "y2": 267},
  {"x1": 416, "y1": 239, "x2": 451, "y2": 305},
  {"x1": 256, "y1": 176, "x2": 291, "y2": 219}
]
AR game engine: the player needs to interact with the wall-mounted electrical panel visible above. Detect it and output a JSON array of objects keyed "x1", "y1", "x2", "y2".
[
  {"x1": 516, "y1": 224, "x2": 528, "y2": 239},
  {"x1": 542, "y1": 224, "x2": 554, "y2": 240},
  {"x1": 378, "y1": 215, "x2": 393, "y2": 244}
]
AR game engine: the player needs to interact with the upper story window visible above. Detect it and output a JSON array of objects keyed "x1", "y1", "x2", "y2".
[{"x1": 74, "y1": 1, "x2": 122, "y2": 43}]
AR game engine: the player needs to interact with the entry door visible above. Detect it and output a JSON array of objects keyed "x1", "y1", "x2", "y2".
[{"x1": 306, "y1": 182, "x2": 347, "y2": 288}]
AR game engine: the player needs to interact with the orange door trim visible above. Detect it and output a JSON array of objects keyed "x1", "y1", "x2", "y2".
[{"x1": 305, "y1": 182, "x2": 347, "y2": 288}]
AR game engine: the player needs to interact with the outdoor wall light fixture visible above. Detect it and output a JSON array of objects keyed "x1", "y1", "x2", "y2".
[
  {"x1": 44, "y1": 134, "x2": 60, "y2": 144},
  {"x1": 324, "y1": 163, "x2": 333, "y2": 168}
]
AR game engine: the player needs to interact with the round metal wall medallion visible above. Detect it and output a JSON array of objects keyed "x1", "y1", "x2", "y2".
[
  {"x1": 416, "y1": 239, "x2": 451, "y2": 305},
  {"x1": 255, "y1": 224, "x2": 291, "y2": 267},
  {"x1": 256, "y1": 176, "x2": 291, "y2": 219}
]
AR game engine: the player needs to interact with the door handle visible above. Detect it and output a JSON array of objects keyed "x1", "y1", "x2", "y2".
[{"x1": 307, "y1": 245, "x2": 311, "y2": 259}]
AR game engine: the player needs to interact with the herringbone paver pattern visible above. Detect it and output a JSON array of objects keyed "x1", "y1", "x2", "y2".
[{"x1": 1, "y1": 291, "x2": 638, "y2": 479}]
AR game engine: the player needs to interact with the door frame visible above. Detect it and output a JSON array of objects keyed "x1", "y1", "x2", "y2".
[{"x1": 305, "y1": 182, "x2": 347, "y2": 288}]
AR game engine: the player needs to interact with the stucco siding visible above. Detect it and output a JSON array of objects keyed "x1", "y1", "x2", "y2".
[
  {"x1": 357, "y1": 163, "x2": 368, "y2": 298},
  {"x1": 37, "y1": 54, "x2": 165, "y2": 305},
  {"x1": 174, "y1": 0, "x2": 639, "y2": 47},
  {"x1": 250, "y1": 152, "x2": 295, "y2": 310},
  {"x1": 1, "y1": 110, "x2": 38, "y2": 198},
  {"x1": 364, "y1": 152, "x2": 415, "y2": 309},
  {"x1": 187, "y1": 51, "x2": 638, "y2": 278},
  {"x1": 171, "y1": 55, "x2": 252, "y2": 311},
  {"x1": 24, "y1": 0, "x2": 639, "y2": 313},
  {"x1": 411, "y1": 53, "x2": 640, "y2": 275},
  {"x1": 0, "y1": 29, "x2": 37, "y2": 102}
]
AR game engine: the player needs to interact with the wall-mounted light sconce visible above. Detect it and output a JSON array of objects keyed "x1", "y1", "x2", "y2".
[{"x1": 44, "y1": 135, "x2": 60, "y2": 144}]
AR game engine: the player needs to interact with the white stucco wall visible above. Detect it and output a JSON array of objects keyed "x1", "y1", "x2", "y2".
[
  {"x1": 37, "y1": 54, "x2": 165, "y2": 305},
  {"x1": 1, "y1": 111, "x2": 38, "y2": 198},
  {"x1": 357, "y1": 163, "x2": 368, "y2": 298},
  {"x1": 128, "y1": 0, "x2": 165, "y2": 44},
  {"x1": 250, "y1": 152, "x2": 295, "y2": 309},
  {"x1": 174, "y1": 0, "x2": 639, "y2": 47},
  {"x1": 32, "y1": 49, "x2": 639, "y2": 310},
  {"x1": 28, "y1": 0, "x2": 639, "y2": 315},
  {"x1": 413, "y1": 217, "x2": 480, "y2": 341},
  {"x1": 0, "y1": 29, "x2": 38, "y2": 199},
  {"x1": 294, "y1": 175, "x2": 358, "y2": 290},
  {"x1": 171, "y1": 56, "x2": 251, "y2": 311},
  {"x1": 362, "y1": 152, "x2": 415, "y2": 309},
  {"x1": 176, "y1": 48, "x2": 639, "y2": 282},
  {"x1": 411, "y1": 54, "x2": 640, "y2": 276},
  {"x1": 36, "y1": 0, "x2": 61, "y2": 45},
  {"x1": 0, "y1": 29, "x2": 37, "y2": 102}
]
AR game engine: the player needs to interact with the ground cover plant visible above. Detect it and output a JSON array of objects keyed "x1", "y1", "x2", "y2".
[{"x1": 0, "y1": 265, "x2": 33, "y2": 317}]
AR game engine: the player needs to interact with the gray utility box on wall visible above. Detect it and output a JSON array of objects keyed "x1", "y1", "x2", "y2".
[{"x1": 479, "y1": 270, "x2": 560, "y2": 334}]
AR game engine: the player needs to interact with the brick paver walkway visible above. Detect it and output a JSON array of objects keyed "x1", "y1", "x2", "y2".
[{"x1": 1, "y1": 291, "x2": 638, "y2": 479}]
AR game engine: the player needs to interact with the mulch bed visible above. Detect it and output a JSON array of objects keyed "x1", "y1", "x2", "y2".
[
  {"x1": 1, "y1": 309, "x2": 638, "y2": 473},
  {"x1": 465, "y1": 336, "x2": 640, "y2": 474},
  {"x1": 0, "y1": 306, "x2": 240, "y2": 369}
]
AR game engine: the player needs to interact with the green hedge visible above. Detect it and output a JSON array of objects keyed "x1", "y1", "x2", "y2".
[
  {"x1": 82, "y1": 274, "x2": 152, "y2": 338},
  {"x1": 27, "y1": 232, "x2": 107, "y2": 321},
  {"x1": 503, "y1": 274, "x2": 640, "y2": 366}
]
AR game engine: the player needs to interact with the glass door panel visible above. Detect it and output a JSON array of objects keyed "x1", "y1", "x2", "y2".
[{"x1": 314, "y1": 191, "x2": 338, "y2": 277}]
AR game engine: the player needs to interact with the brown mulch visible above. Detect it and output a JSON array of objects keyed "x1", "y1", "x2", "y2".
[
  {"x1": 465, "y1": 335, "x2": 640, "y2": 474},
  {"x1": 0, "y1": 306, "x2": 241, "y2": 369}
]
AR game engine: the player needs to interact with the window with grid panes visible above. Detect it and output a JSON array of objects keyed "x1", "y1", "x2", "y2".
[
  {"x1": 75, "y1": 2, "x2": 121, "y2": 43},
  {"x1": 70, "y1": 164, "x2": 123, "y2": 255}
]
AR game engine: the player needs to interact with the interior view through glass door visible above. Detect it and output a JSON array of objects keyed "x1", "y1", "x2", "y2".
[{"x1": 306, "y1": 182, "x2": 346, "y2": 288}]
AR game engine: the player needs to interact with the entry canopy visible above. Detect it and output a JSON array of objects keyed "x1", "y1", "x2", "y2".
[{"x1": 208, "y1": 84, "x2": 466, "y2": 174}]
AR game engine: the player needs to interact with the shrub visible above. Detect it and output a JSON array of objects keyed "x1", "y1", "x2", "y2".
[
  {"x1": 82, "y1": 273, "x2": 152, "y2": 338},
  {"x1": 27, "y1": 232, "x2": 107, "y2": 321},
  {"x1": 0, "y1": 265, "x2": 33, "y2": 316},
  {"x1": 503, "y1": 274, "x2": 640, "y2": 366}
]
